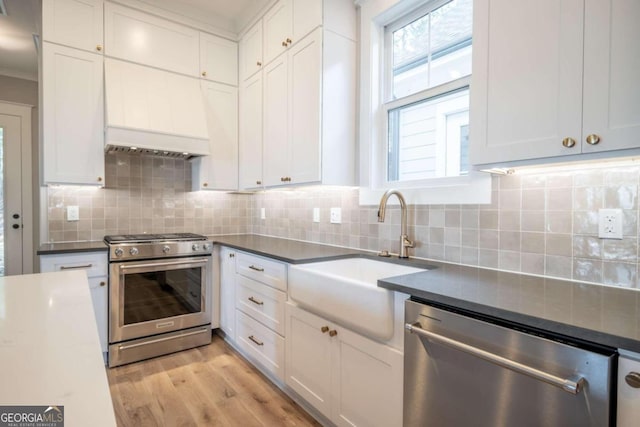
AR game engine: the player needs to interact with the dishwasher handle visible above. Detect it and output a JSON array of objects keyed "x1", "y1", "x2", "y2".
[{"x1": 405, "y1": 322, "x2": 586, "y2": 395}]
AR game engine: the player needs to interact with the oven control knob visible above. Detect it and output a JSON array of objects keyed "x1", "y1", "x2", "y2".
[
  {"x1": 162, "y1": 245, "x2": 171, "y2": 254},
  {"x1": 129, "y1": 247, "x2": 139, "y2": 256},
  {"x1": 192, "y1": 244, "x2": 200, "y2": 251},
  {"x1": 114, "y1": 248, "x2": 124, "y2": 257},
  {"x1": 203, "y1": 243, "x2": 212, "y2": 251}
]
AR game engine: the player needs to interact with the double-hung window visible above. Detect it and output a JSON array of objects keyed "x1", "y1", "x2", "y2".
[{"x1": 384, "y1": 0, "x2": 473, "y2": 183}]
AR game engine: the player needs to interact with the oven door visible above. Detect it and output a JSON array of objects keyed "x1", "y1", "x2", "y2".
[{"x1": 109, "y1": 256, "x2": 212, "y2": 343}]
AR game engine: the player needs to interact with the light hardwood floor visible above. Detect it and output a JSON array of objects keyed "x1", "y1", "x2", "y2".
[{"x1": 107, "y1": 334, "x2": 321, "y2": 427}]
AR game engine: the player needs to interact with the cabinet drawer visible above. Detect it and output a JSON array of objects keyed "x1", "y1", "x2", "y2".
[
  {"x1": 40, "y1": 252, "x2": 107, "y2": 278},
  {"x1": 236, "y1": 310, "x2": 285, "y2": 381},
  {"x1": 236, "y1": 275, "x2": 286, "y2": 335},
  {"x1": 236, "y1": 252, "x2": 287, "y2": 291}
]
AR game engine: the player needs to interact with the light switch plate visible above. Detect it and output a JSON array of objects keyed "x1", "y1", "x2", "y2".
[
  {"x1": 260, "y1": 207, "x2": 266, "y2": 220},
  {"x1": 313, "y1": 207, "x2": 320, "y2": 223},
  {"x1": 330, "y1": 207, "x2": 342, "y2": 224},
  {"x1": 66, "y1": 205, "x2": 79, "y2": 221},
  {"x1": 598, "y1": 208, "x2": 623, "y2": 239}
]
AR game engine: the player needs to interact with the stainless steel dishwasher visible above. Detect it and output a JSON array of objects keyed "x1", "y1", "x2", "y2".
[{"x1": 404, "y1": 299, "x2": 616, "y2": 426}]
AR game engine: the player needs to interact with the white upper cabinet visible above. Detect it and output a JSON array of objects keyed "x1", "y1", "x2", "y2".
[
  {"x1": 192, "y1": 82, "x2": 238, "y2": 190},
  {"x1": 263, "y1": 0, "x2": 292, "y2": 66},
  {"x1": 104, "y1": 2, "x2": 199, "y2": 77},
  {"x1": 292, "y1": 0, "x2": 322, "y2": 42},
  {"x1": 471, "y1": 0, "x2": 640, "y2": 165},
  {"x1": 240, "y1": 20, "x2": 263, "y2": 81},
  {"x1": 263, "y1": 54, "x2": 290, "y2": 187},
  {"x1": 41, "y1": 42, "x2": 105, "y2": 185},
  {"x1": 199, "y1": 33, "x2": 238, "y2": 86},
  {"x1": 261, "y1": 27, "x2": 356, "y2": 188},
  {"x1": 239, "y1": 73, "x2": 264, "y2": 189},
  {"x1": 42, "y1": 0, "x2": 104, "y2": 53},
  {"x1": 582, "y1": 0, "x2": 640, "y2": 154}
]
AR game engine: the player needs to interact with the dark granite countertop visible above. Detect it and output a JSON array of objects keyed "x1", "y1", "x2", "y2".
[
  {"x1": 213, "y1": 234, "x2": 640, "y2": 353},
  {"x1": 37, "y1": 241, "x2": 108, "y2": 255},
  {"x1": 209, "y1": 234, "x2": 367, "y2": 263},
  {"x1": 37, "y1": 234, "x2": 640, "y2": 352},
  {"x1": 379, "y1": 263, "x2": 640, "y2": 353}
]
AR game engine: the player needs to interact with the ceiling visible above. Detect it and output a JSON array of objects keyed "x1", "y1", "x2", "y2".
[{"x1": 0, "y1": 0, "x2": 270, "y2": 82}]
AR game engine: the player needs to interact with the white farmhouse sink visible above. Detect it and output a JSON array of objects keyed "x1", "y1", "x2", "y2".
[{"x1": 288, "y1": 258, "x2": 425, "y2": 340}]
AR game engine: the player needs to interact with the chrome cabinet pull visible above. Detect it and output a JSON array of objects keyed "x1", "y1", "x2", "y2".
[
  {"x1": 562, "y1": 137, "x2": 576, "y2": 148},
  {"x1": 248, "y1": 296, "x2": 264, "y2": 306},
  {"x1": 405, "y1": 322, "x2": 585, "y2": 395},
  {"x1": 248, "y1": 335, "x2": 264, "y2": 346},
  {"x1": 248, "y1": 265, "x2": 264, "y2": 272},
  {"x1": 60, "y1": 264, "x2": 93, "y2": 270}
]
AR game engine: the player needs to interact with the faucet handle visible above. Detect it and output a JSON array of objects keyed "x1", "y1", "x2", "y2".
[{"x1": 403, "y1": 236, "x2": 414, "y2": 248}]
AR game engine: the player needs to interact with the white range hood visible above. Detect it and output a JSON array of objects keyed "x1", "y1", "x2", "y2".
[{"x1": 104, "y1": 58, "x2": 210, "y2": 158}]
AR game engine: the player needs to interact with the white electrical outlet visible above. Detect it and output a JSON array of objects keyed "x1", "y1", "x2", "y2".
[
  {"x1": 66, "y1": 205, "x2": 79, "y2": 221},
  {"x1": 330, "y1": 207, "x2": 342, "y2": 224},
  {"x1": 313, "y1": 207, "x2": 320, "y2": 223},
  {"x1": 598, "y1": 208, "x2": 623, "y2": 239},
  {"x1": 260, "y1": 207, "x2": 266, "y2": 220}
]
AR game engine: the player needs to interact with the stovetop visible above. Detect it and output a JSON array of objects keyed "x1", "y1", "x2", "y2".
[{"x1": 104, "y1": 233, "x2": 208, "y2": 244}]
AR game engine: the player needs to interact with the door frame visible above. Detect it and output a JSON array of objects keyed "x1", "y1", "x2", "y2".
[{"x1": 0, "y1": 101, "x2": 34, "y2": 274}]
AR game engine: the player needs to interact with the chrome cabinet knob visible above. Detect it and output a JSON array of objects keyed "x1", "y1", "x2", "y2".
[
  {"x1": 129, "y1": 247, "x2": 139, "y2": 256},
  {"x1": 114, "y1": 248, "x2": 124, "y2": 257},
  {"x1": 625, "y1": 372, "x2": 640, "y2": 388},
  {"x1": 162, "y1": 245, "x2": 171, "y2": 254},
  {"x1": 586, "y1": 134, "x2": 601, "y2": 145},
  {"x1": 562, "y1": 137, "x2": 576, "y2": 148}
]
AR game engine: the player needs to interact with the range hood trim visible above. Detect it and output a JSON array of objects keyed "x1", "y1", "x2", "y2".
[{"x1": 105, "y1": 126, "x2": 211, "y2": 157}]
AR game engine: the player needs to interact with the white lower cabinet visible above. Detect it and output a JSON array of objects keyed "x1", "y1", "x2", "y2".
[
  {"x1": 39, "y1": 251, "x2": 108, "y2": 356},
  {"x1": 285, "y1": 302, "x2": 403, "y2": 427},
  {"x1": 219, "y1": 247, "x2": 237, "y2": 340},
  {"x1": 618, "y1": 350, "x2": 640, "y2": 427},
  {"x1": 236, "y1": 310, "x2": 286, "y2": 380}
]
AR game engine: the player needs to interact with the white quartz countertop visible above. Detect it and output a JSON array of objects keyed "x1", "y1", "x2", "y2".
[{"x1": 0, "y1": 271, "x2": 116, "y2": 426}]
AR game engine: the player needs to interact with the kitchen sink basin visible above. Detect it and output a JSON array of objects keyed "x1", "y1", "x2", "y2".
[{"x1": 288, "y1": 258, "x2": 425, "y2": 340}]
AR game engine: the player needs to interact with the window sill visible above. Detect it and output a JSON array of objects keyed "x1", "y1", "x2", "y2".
[{"x1": 358, "y1": 172, "x2": 492, "y2": 206}]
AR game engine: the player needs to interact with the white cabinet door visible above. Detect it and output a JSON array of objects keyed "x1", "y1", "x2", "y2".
[
  {"x1": 239, "y1": 73, "x2": 264, "y2": 189},
  {"x1": 42, "y1": 42, "x2": 105, "y2": 185},
  {"x1": 332, "y1": 327, "x2": 403, "y2": 427},
  {"x1": 582, "y1": 0, "x2": 640, "y2": 154},
  {"x1": 42, "y1": 0, "x2": 104, "y2": 53},
  {"x1": 263, "y1": 55, "x2": 289, "y2": 186},
  {"x1": 469, "y1": 0, "x2": 584, "y2": 165},
  {"x1": 292, "y1": 0, "x2": 322, "y2": 42},
  {"x1": 263, "y1": 0, "x2": 292, "y2": 65},
  {"x1": 285, "y1": 303, "x2": 333, "y2": 419},
  {"x1": 618, "y1": 352, "x2": 640, "y2": 427},
  {"x1": 288, "y1": 29, "x2": 322, "y2": 185},
  {"x1": 193, "y1": 82, "x2": 238, "y2": 190},
  {"x1": 199, "y1": 33, "x2": 238, "y2": 86},
  {"x1": 89, "y1": 277, "x2": 108, "y2": 354},
  {"x1": 104, "y1": 2, "x2": 199, "y2": 77},
  {"x1": 240, "y1": 21, "x2": 263, "y2": 81},
  {"x1": 219, "y1": 247, "x2": 236, "y2": 340}
]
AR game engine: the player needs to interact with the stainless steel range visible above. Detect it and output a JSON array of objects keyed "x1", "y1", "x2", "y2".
[{"x1": 105, "y1": 233, "x2": 213, "y2": 367}]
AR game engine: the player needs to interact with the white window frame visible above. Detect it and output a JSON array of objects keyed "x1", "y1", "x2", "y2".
[{"x1": 357, "y1": 0, "x2": 490, "y2": 206}]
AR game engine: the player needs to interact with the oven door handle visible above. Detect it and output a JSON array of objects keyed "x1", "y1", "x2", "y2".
[
  {"x1": 118, "y1": 258, "x2": 210, "y2": 271},
  {"x1": 405, "y1": 322, "x2": 585, "y2": 395}
]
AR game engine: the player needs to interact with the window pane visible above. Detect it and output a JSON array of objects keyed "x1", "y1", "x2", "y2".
[
  {"x1": 388, "y1": 88, "x2": 469, "y2": 182},
  {"x1": 392, "y1": 0, "x2": 472, "y2": 99}
]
